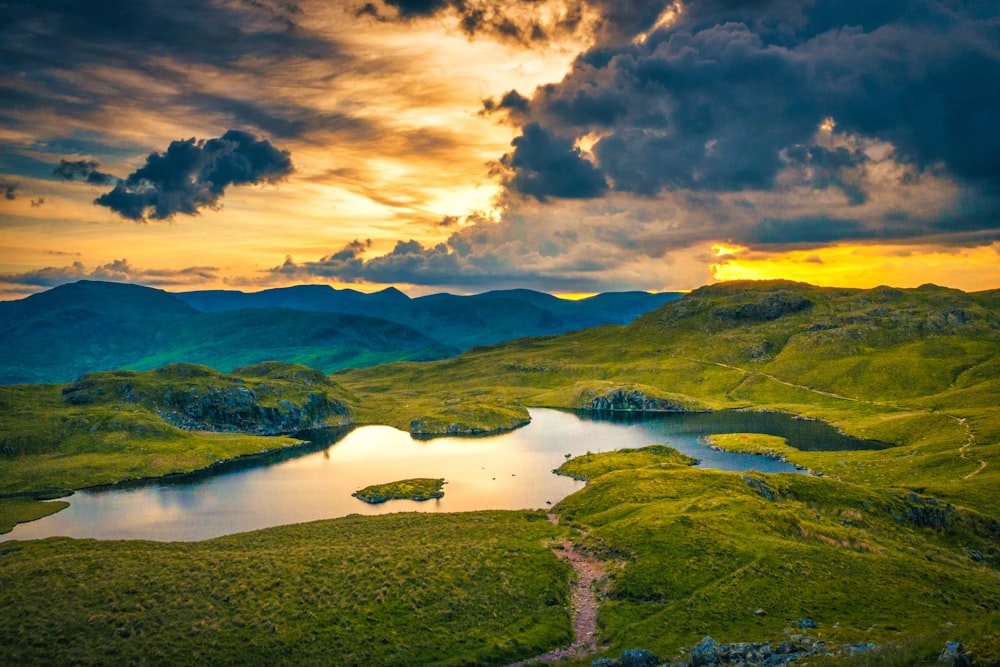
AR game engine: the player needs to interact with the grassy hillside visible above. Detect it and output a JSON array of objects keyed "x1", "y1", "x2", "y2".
[
  {"x1": 0, "y1": 362, "x2": 357, "y2": 498},
  {"x1": 0, "y1": 281, "x2": 454, "y2": 384},
  {"x1": 0, "y1": 512, "x2": 569, "y2": 666},
  {"x1": 551, "y1": 448, "x2": 1000, "y2": 664},
  {"x1": 2, "y1": 280, "x2": 998, "y2": 664}
]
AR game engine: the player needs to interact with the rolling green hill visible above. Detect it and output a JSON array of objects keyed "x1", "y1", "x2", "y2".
[
  {"x1": 2, "y1": 280, "x2": 999, "y2": 665},
  {"x1": 0, "y1": 361, "x2": 357, "y2": 499}
]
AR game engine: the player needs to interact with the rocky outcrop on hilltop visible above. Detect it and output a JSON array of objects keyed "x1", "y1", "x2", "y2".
[
  {"x1": 60, "y1": 363, "x2": 353, "y2": 435},
  {"x1": 586, "y1": 389, "x2": 692, "y2": 413},
  {"x1": 156, "y1": 388, "x2": 350, "y2": 435}
]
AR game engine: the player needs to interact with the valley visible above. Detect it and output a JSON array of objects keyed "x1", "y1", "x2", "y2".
[{"x1": 1, "y1": 280, "x2": 998, "y2": 665}]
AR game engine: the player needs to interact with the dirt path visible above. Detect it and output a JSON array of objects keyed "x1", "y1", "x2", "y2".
[
  {"x1": 683, "y1": 356, "x2": 862, "y2": 403},
  {"x1": 954, "y1": 416, "x2": 988, "y2": 479},
  {"x1": 505, "y1": 517, "x2": 603, "y2": 666}
]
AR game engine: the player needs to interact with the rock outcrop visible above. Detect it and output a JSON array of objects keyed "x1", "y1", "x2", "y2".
[
  {"x1": 157, "y1": 388, "x2": 350, "y2": 435},
  {"x1": 587, "y1": 389, "x2": 690, "y2": 413}
]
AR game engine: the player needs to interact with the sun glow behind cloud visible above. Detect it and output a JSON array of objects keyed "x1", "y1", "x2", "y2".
[
  {"x1": 711, "y1": 242, "x2": 1000, "y2": 292},
  {"x1": 1, "y1": 0, "x2": 999, "y2": 299}
]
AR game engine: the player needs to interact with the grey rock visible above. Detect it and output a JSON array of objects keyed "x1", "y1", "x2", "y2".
[
  {"x1": 588, "y1": 389, "x2": 688, "y2": 413},
  {"x1": 592, "y1": 659, "x2": 620, "y2": 667},
  {"x1": 620, "y1": 648, "x2": 659, "y2": 667}
]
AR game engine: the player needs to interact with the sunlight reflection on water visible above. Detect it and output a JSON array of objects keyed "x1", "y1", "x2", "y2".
[{"x1": 3, "y1": 408, "x2": 817, "y2": 542}]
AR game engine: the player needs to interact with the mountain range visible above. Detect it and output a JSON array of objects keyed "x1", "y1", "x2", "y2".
[{"x1": 0, "y1": 281, "x2": 679, "y2": 384}]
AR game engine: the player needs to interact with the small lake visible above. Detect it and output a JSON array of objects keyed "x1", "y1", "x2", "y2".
[{"x1": 2, "y1": 408, "x2": 881, "y2": 543}]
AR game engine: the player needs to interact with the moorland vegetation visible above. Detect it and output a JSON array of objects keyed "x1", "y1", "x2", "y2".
[{"x1": 1, "y1": 280, "x2": 998, "y2": 665}]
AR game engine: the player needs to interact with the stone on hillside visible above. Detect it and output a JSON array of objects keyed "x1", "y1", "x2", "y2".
[
  {"x1": 939, "y1": 640, "x2": 971, "y2": 666},
  {"x1": 741, "y1": 476, "x2": 776, "y2": 501},
  {"x1": 620, "y1": 648, "x2": 659, "y2": 667},
  {"x1": 690, "y1": 636, "x2": 724, "y2": 666},
  {"x1": 797, "y1": 618, "x2": 817, "y2": 629},
  {"x1": 592, "y1": 658, "x2": 620, "y2": 667}
]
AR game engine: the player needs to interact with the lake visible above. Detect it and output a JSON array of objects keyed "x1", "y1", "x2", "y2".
[{"x1": 1, "y1": 408, "x2": 882, "y2": 542}]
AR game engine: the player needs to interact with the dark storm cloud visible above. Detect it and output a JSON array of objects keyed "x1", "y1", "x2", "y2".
[
  {"x1": 496, "y1": 123, "x2": 607, "y2": 200},
  {"x1": 383, "y1": 0, "x2": 452, "y2": 17},
  {"x1": 94, "y1": 130, "x2": 293, "y2": 221},
  {"x1": 269, "y1": 238, "x2": 467, "y2": 286},
  {"x1": 493, "y1": 0, "x2": 1000, "y2": 238},
  {"x1": 747, "y1": 216, "x2": 875, "y2": 245},
  {"x1": 480, "y1": 90, "x2": 531, "y2": 123},
  {"x1": 782, "y1": 145, "x2": 869, "y2": 205},
  {"x1": 364, "y1": 0, "x2": 586, "y2": 44},
  {"x1": 265, "y1": 237, "x2": 592, "y2": 289},
  {"x1": 52, "y1": 160, "x2": 114, "y2": 185}
]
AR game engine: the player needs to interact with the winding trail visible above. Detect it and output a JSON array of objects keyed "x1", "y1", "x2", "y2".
[
  {"x1": 954, "y1": 416, "x2": 988, "y2": 479},
  {"x1": 682, "y1": 356, "x2": 862, "y2": 403},
  {"x1": 505, "y1": 516, "x2": 603, "y2": 666},
  {"x1": 682, "y1": 356, "x2": 989, "y2": 480}
]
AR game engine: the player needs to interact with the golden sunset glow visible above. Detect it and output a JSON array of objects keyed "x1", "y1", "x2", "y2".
[
  {"x1": 0, "y1": 0, "x2": 997, "y2": 299},
  {"x1": 711, "y1": 242, "x2": 1000, "y2": 292}
]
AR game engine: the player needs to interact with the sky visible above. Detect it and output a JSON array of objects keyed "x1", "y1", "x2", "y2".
[{"x1": 1, "y1": 0, "x2": 999, "y2": 300}]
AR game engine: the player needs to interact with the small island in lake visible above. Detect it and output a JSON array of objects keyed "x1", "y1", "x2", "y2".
[{"x1": 352, "y1": 478, "x2": 446, "y2": 504}]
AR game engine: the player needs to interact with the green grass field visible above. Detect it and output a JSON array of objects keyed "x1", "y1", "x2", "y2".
[
  {"x1": 0, "y1": 511, "x2": 569, "y2": 666},
  {"x1": 1, "y1": 280, "x2": 998, "y2": 664}
]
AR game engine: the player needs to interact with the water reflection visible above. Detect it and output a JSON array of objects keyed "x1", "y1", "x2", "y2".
[{"x1": 2, "y1": 408, "x2": 877, "y2": 543}]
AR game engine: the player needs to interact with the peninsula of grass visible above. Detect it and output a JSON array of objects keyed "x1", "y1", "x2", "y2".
[
  {"x1": 352, "y1": 478, "x2": 445, "y2": 504},
  {"x1": 555, "y1": 444, "x2": 698, "y2": 481},
  {"x1": 0, "y1": 497, "x2": 70, "y2": 534}
]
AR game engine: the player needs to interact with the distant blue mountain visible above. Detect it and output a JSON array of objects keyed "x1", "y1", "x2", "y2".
[
  {"x1": 0, "y1": 282, "x2": 453, "y2": 385},
  {"x1": 0, "y1": 281, "x2": 681, "y2": 384},
  {"x1": 175, "y1": 285, "x2": 682, "y2": 349}
]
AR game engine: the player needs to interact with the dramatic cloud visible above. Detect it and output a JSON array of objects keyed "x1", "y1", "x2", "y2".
[
  {"x1": 94, "y1": 130, "x2": 293, "y2": 221},
  {"x1": 496, "y1": 0, "x2": 1000, "y2": 214},
  {"x1": 0, "y1": 259, "x2": 219, "y2": 288},
  {"x1": 2, "y1": 0, "x2": 1000, "y2": 297},
  {"x1": 364, "y1": 0, "x2": 589, "y2": 44},
  {"x1": 496, "y1": 123, "x2": 607, "y2": 200},
  {"x1": 53, "y1": 159, "x2": 114, "y2": 185}
]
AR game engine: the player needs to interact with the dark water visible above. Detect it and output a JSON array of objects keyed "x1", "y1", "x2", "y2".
[{"x1": 2, "y1": 408, "x2": 881, "y2": 542}]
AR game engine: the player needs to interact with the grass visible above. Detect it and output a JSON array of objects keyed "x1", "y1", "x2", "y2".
[
  {"x1": 353, "y1": 478, "x2": 446, "y2": 504},
  {"x1": 555, "y1": 444, "x2": 699, "y2": 480},
  {"x1": 0, "y1": 363, "x2": 355, "y2": 528},
  {"x1": 0, "y1": 511, "x2": 570, "y2": 666},
  {"x1": 551, "y1": 450, "x2": 1000, "y2": 664},
  {"x1": 2, "y1": 280, "x2": 999, "y2": 664}
]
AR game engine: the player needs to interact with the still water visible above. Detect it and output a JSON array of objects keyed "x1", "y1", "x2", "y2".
[{"x1": 3, "y1": 408, "x2": 880, "y2": 543}]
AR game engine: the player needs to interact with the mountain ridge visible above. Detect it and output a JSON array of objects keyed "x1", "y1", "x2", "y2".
[{"x1": 0, "y1": 280, "x2": 681, "y2": 384}]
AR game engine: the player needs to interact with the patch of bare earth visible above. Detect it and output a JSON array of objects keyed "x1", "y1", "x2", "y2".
[{"x1": 506, "y1": 515, "x2": 604, "y2": 666}]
